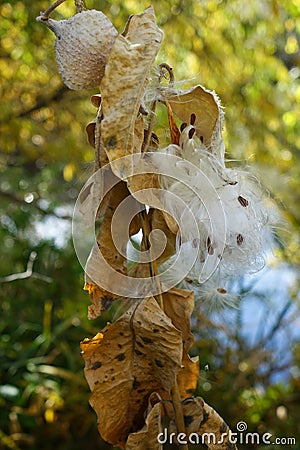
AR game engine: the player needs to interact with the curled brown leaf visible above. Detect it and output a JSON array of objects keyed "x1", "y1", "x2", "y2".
[{"x1": 80, "y1": 296, "x2": 182, "y2": 447}]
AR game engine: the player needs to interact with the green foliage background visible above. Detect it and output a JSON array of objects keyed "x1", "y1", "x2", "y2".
[{"x1": 0, "y1": 0, "x2": 300, "y2": 449}]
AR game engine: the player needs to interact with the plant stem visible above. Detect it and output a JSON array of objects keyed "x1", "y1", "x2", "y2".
[
  {"x1": 171, "y1": 382, "x2": 189, "y2": 450},
  {"x1": 142, "y1": 100, "x2": 157, "y2": 153},
  {"x1": 38, "y1": 0, "x2": 66, "y2": 20}
]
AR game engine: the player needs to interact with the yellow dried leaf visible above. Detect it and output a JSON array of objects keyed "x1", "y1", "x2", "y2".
[
  {"x1": 149, "y1": 209, "x2": 176, "y2": 267},
  {"x1": 167, "y1": 396, "x2": 204, "y2": 435},
  {"x1": 163, "y1": 288, "x2": 194, "y2": 351},
  {"x1": 199, "y1": 400, "x2": 238, "y2": 449},
  {"x1": 80, "y1": 296, "x2": 182, "y2": 447},
  {"x1": 127, "y1": 171, "x2": 162, "y2": 213},
  {"x1": 100, "y1": 6, "x2": 163, "y2": 178},
  {"x1": 161, "y1": 211, "x2": 179, "y2": 235},
  {"x1": 177, "y1": 351, "x2": 199, "y2": 400},
  {"x1": 167, "y1": 397, "x2": 238, "y2": 450},
  {"x1": 161, "y1": 289, "x2": 198, "y2": 400},
  {"x1": 84, "y1": 282, "x2": 119, "y2": 320},
  {"x1": 95, "y1": 179, "x2": 140, "y2": 272},
  {"x1": 83, "y1": 177, "x2": 141, "y2": 317}
]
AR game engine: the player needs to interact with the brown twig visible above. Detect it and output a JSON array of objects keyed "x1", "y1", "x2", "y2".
[
  {"x1": 140, "y1": 209, "x2": 188, "y2": 449},
  {"x1": 158, "y1": 62, "x2": 175, "y2": 85},
  {"x1": 171, "y1": 384, "x2": 189, "y2": 450},
  {"x1": 142, "y1": 100, "x2": 157, "y2": 153},
  {"x1": 37, "y1": 0, "x2": 66, "y2": 20}
]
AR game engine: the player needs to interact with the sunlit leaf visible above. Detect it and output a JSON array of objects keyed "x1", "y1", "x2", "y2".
[
  {"x1": 100, "y1": 6, "x2": 163, "y2": 178},
  {"x1": 80, "y1": 296, "x2": 182, "y2": 446}
]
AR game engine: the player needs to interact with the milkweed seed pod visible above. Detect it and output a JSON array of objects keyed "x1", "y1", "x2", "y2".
[{"x1": 37, "y1": 10, "x2": 118, "y2": 89}]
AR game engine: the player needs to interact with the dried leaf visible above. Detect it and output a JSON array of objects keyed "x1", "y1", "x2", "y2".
[
  {"x1": 127, "y1": 169, "x2": 178, "y2": 236},
  {"x1": 82, "y1": 175, "x2": 141, "y2": 317},
  {"x1": 84, "y1": 281, "x2": 118, "y2": 320},
  {"x1": 80, "y1": 296, "x2": 182, "y2": 447},
  {"x1": 162, "y1": 288, "x2": 198, "y2": 399},
  {"x1": 167, "y1": 397, "x2": 238, "y2": 450},
  {"x1": 122, "y1": 6, "x2": 162, "y2": 43},
  {"x1": 162, "y1": 85, "x2": 222, "y2": 148},
  {"x1": 163, "y1": 288, "x2": 194, "y2": 351},
  {"x1": 161, "y1": 211, "x2": 179, "y2": 235},
  {"x1": 126, "y1": 397, "x2": 163, "y2": 450},
  {"x1": 149, "y1": 209, "x2": 176, "y2": 267},
  {"x1": 95, "y1": 180, "x2": 139, "y2": 272},
  {"x1": 167, "y1": 397, "x2": 204, "y2": 435},
  {"x1": 100, "y1": 6, "x2": 163, "y2": 178},
  {"x1": 177, "y1": 351, "x2": 199, "y2": 400},
  {"x1": 127, "y1": 171, "x2": 161, "y2": 208},
  {"x1": 199, "y1": 400, "x2": 238, "y2": 450}
]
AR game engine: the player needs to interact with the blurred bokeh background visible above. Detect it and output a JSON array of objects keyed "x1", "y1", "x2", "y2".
[{"x1": 0, "y1": 0, "x2": 299, "y2": 448}]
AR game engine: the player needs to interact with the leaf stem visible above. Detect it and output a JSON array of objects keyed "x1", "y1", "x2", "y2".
[
  {"x1": 142, "y1": 100, "x2": 157, "y2": 153},
  {"x1": 158, "y1": 63, "x2": 175, "y2": 85},
  {"x1": 139, "y1": 210, "x2": 164, "y2": 309},
  {"x1": 38, "y1": 0, "x2": 66, "y2": 20},
  {"x1": 171, "y1": 382, "x2": 189, "y2": 450}
]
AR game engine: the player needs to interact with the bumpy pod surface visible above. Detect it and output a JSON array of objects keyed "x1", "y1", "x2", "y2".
[{"x1": 37, "y1": 10, "x2": 118, "y2": 89}]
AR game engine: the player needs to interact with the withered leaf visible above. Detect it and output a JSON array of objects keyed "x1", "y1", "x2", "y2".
[
  {"x1": 94, "y1": 180, "x2": 140, "y2": 272},
  {"x1": 163, "y1": 288, "x2": 194, "y2": 351},
  {"x1": 80, "y1": 296, "x2": 182, "y2": 447},
  {"x1": 127, "y1": 170, "x2": 161, "y2": 209},
  {"x1": 177, "y1": 351, "x2": 199, "y2": 400},
  {"x1": 161, "y1": 211, "x2": 179, "y2": 235},
  {"x1": 199, "y1": 400, "x2": 238, "y2": 449},
  {"x1": 100, "y1": 6, "x2": 163, "y2": 178},
  {"x1": 122, "y1": 6, "x2": 163, "y2": 43},
  {"x1": 167, "y1": 396, "x2": 204, "y2": 435},
  {"x1": 127, "y1": 165, "x2": 179, "y2": 236},
  {"x1": 167, "y1": 397, "x2": 238, "y2": 450},
  {"x1": 84, "y1": 281, "x2": 119, "y2": 320},
  {"x1": 149, "y1": 208, "x2": 176, "y2": 267},
  {"x1": 125, "y1": 397, "x2": 163, "y2": 450},
  {"x1": 162, "y1": 288, "x2": 198, "y2": 400},
  {"x1": 83, "y1": 175, "x2": 141, "y2": 317}
]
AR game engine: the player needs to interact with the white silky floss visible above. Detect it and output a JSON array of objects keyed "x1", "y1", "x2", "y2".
[{"x1": 156, "y1": 112, "x2": 277, "y2": 307}]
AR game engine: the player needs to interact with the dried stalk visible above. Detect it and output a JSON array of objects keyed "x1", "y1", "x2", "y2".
[
  {"x1": 140, "y1": 209, "x2": 188, "y2": 449},
  {"x1": 38, "y1": 0, "x2": 66, "y2": 20},
  {"x1": 171, "y1": 384, "x2": 189, "y2": 450},
  {"x1": 142, "y1": 100, "x2": 157, "y2": 153}
]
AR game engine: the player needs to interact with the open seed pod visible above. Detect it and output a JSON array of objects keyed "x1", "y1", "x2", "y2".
[{"x1": 37, "y1": 10, "x2": 118, "y2": 89}]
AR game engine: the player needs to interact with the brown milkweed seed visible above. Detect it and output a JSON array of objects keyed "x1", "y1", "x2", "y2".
[
  {"x1": 237, "y1": 234, "x2": 244, "y2": 246},
  {"x1": 238, "y1": 195, "x2": 249, "y2": 207}
]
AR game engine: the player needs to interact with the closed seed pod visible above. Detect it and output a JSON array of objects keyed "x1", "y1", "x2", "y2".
[{"x1": 37, "y1": 10, "x2": 118, "y2": 90}]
